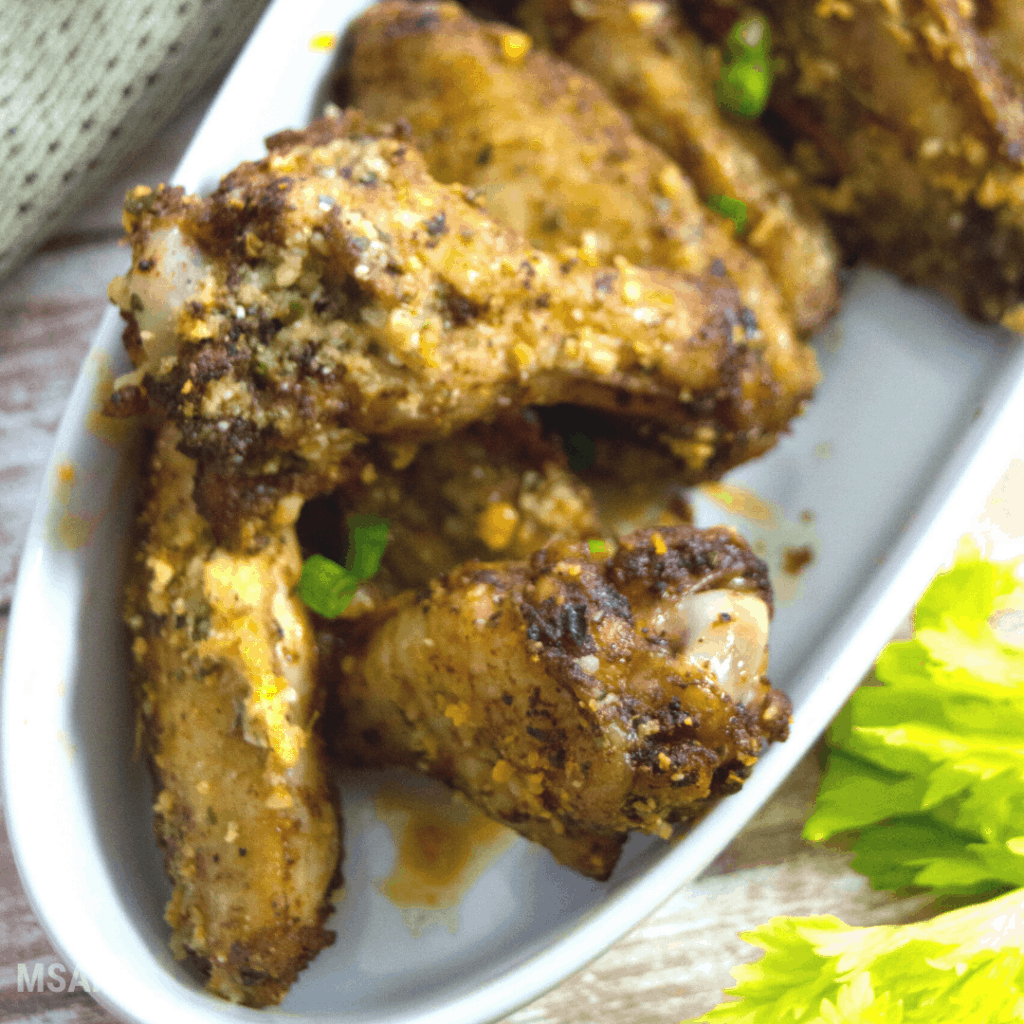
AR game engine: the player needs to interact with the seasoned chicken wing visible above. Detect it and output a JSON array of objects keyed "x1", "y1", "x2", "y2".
[
  {"x1": 328, "y1": 526, "x2": 790, "y2": 880},
  {"x1": 125, "y1": 424, "x2": 339, "y2": 1007},
  {"x1": 317, "y1": 410, "x2": 699, "y2": 880},
  {"x1": 514, "y1": 0, "x2": 840, "y2": 333},
  {"x1": 684, "y1": 0, "x2": 1024, "y2": 329},
  {"x1": 342, "y1": 1, "x2": 816, "y2": 377},
  {"x1": 106, "y1": 111, "x2": 815, "y2": 539}
]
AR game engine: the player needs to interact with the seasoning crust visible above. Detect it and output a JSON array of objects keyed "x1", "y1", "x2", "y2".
[
  {"x1": 330, "y1": 526, "x2": 789, "y2": 880},
  {"x1": 124, "y1": 425, "x2": 340, "y2": 1006}
]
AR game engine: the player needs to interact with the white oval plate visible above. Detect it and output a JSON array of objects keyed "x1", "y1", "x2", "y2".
[{"x1": 5, "y1": 1, "x2": 1024, "y2": 1021}]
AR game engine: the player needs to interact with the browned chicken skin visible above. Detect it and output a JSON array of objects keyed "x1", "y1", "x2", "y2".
[
  {"x1": 340, "y1": 0, "x2": 819, "y2": 517},
  {"x1": 515, "y1": 0, "x2": 840, "y2": 333},
  {"x1": 106, "y1": 111, "x2": 815, "y2": 540},
  {"x1": 684, "y1": 0, "x2": 1024, "y2": 329},
  {"x1": 327, "y1": 526, "x2": 790, "y2": 880},
  {"x1": 342, "y1": 2, "x2": 817, "y2": 391},
  {"x1": 317, "y1": 413, "x2": 711, "y2": 883},
  {"x1": 124, "y1": 424, "x2": 340, "y2": 1006}
]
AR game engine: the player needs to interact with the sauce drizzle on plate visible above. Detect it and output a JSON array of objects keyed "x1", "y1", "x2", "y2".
[{"x1": 373, "y1": 780, "x2": 512, "y2": 934}]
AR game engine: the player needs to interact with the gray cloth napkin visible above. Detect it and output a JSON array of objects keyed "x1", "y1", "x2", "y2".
[{"x1": 0, "y1": 0, "x2": 273, "y2": 281}]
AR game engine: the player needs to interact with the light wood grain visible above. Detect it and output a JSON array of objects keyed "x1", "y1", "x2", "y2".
[
  {"x1": 0, "y1": 243, "x2": 125, "y2": 604},
  {"x1": 0, "y1": 88, "x2": 214, "y2": 607}
]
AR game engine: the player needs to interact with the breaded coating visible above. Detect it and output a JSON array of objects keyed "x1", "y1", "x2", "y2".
[
  {"x1": 328, "y1": 526, "x2": 790, "y2": 880},
  {"x1": 313, "y1": 412, "x2": 603, "y2": 603},
  {"x1": 106, "y1": 111, "x2": 816, "y2": 538},
  {"x1": 125, "y1": 424, "x2": 339, "y2": 1007},
  {"x1": 685, "y1": 0, "x2": 1024, "y2": 329},
  {"x1": 514, "y1": 0, "x2": 840, "y2": 333},
  {"x1": 342, "y1": 2, "x2": 816, "y2": 385}
]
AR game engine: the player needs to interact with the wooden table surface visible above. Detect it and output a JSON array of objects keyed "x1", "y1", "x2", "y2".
[{"x1": 2, "y1": 93, "x2": 1022, "y2": 1024}]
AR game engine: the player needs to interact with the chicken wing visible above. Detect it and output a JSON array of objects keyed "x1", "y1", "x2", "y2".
[
  {"x1": 514, "y1": 0, "x2": 840, "y2": 333},
  {"x1": 106, "y1": 111, "x2": 815, "y2": 540},
  {"x1": 341, "y1": 1, "x2": 816, "y2": 376},
  {"x1": 328, "y1": 526, "x2": 790, "y2": 880},
  {"x1": 125, "y1": 424, "x2": 340, "y2": 1006},
  {"x1": 684, "y1": 0, "x2": 1024, "y2": 329}
]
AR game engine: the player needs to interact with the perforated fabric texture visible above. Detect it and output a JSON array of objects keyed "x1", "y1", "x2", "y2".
[{"x1": 0, "y1": 0, "x2": 273, "y2": 281}]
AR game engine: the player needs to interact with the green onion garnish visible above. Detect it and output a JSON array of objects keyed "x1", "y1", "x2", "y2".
[
  {"x1": 716, "y1": 15, "x2": 772, "y2": 118},
  {"x1": 299, "y1": 514, "x2": 390, "y2": 618},
  {"x1": 707, "y1": 194, "x2": 748, "y2": 234},
  {"x1": 345, "y1": 514, "x2": 390, "y2": 580},
  {"x1": 299, "y1": 554, "x2": 361, "y2": 618},
  {"x1": 588, "y1": 538, "x2": 608, "y2": 555}
]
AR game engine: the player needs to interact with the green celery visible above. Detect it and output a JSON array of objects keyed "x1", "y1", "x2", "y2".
[
  {"x1": 697, "y1": 890, "x2": 1024, "y2": 1023},
  {"x1": 693, "y1": 554, "x2": 1024, "y2": 1021},
  {"x1": 805, "y1": 555, "x2": 1024, "y2": 895}
]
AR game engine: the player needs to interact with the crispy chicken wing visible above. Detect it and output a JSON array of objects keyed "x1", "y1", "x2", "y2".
[
  {"x1": 328, "y1": 526, "x2": 790, "y2": 880},
  {"x1": 106, "y1": 111, "x2": 815, "y2": 539},
  {"x1": 514, "y1": 0, "x2": 840, "y2": 333},
  {"x1": 685, "y1": 0, "x2": 1024, "y2": 329},
  {"x1": 318, "y1": 411, "x2": 701, "y2": 881},
  {"x1": 125, "y1": 424, "x2": 339, "y2": 1006},
  {"x1": 342, "y1": 2, "x2": 817, "y2": 377}
]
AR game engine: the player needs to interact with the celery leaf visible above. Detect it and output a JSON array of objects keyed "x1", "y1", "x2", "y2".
[
  {"x1": 696, "y1": 891, "x2": 1024, "y2": 1023},
  {"x1": 804, "y1": 555, "x2": 1024, "y2": 895}
]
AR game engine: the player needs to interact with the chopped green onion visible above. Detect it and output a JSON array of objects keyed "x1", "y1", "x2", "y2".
[
  {"x1": 707, "y1": 194, "x2": 748, "y2": 234},
  {"x1": 346, "y1": 514, "x2": 390, "y2": 580},
  {"x1": 588, "y1": 539, "x2": 608, "y2": 555},
  {"x1": 717, "y1": 60, "x2": 772, "y2": 117},
  {"x1": 716, "y1": 15, "x2": 772, "y2": 118},
  {"x1": 299, "y1": 554, "x2": 360, "y2": 618},
  {"x1": 299, "y1": 515, "x2": 390, "y2": 618}
]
